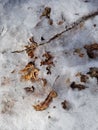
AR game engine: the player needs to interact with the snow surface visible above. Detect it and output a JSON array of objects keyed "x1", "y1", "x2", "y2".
[{"x1": 0, "y1": 0, "x2": 98, "y2": 130}]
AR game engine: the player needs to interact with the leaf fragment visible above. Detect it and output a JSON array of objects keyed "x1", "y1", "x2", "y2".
[
  {"x1": 84, "y1": 43, "x2": 98, "y2": 58},
  {"x1": 76, "y1": 72, "x2": 89, "y2": 83},
  {"x1": 87, "y1": 67, "x2": 98, "y2": 81},
  {"x1": 40, "y1": 52, "x2": 54, "y2": 75},
  {"x1": 24, "y1": 86, "x2": 35, "y2": 93},
  {"x1": 40, "y1": 7, "x2": 51, "y2": 19},
  {"x1": 70, "y1": 82, "x2": 87, "y2": 90},
  {"x1": 33, "y1": 90, "x2": 57, "y2": 111}
]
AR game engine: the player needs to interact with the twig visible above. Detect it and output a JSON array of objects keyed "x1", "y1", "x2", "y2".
[
  {"x1": 11, "y1": 49, "x2": 26, "y2": 53},
  {"x1": 39, "y1": 10, "x2": 98, "y2": 46}
]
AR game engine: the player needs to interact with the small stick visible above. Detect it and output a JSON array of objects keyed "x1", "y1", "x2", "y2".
[
  {"x1": 39, "y1": 10, "x2": 98, "y2": 46},
  {"x1": 11, "y1": 49, "x2": 26, "y2": 53}
]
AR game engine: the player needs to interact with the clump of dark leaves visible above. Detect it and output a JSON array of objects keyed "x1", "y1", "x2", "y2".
[
  {"x1": 87, "y1": 67, "x2": 98, "y2": 82},
  {"x1": 70, "y1": 82, "x2": 87, "y2": 90}
]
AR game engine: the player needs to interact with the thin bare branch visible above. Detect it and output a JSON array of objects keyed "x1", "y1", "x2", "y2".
[{"x1": 39, "y1": 10, "x2": 98, "y2": 46}]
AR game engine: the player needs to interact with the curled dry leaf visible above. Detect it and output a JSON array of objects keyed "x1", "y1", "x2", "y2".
[
  {"x1": 70, "y1": 82, "x2": 87, "y2": 90},
  {"x1": 20, "y1": 62, "x2": 39, "y2": 82},
  {"x1": 40, "y1": 7, "x2": 51, "y2": 19},
  {"x1": 25, "y1": 37, "x2": 38, "y2": 58},
  {"x1": 84, "y1": 43, "x2": 98, "y2": 58},
  {"x1": 33, "y1": 90, "x2": 57, "y2": 111},
  {"x1": 24, "y1": 86, "x2": 35, "y2": 93},
  {"x1": 87, "y1": 67, "x2": 98, "y2": 81}
]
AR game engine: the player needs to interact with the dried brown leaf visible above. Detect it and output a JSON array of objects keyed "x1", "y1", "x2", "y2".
[
  {"x1": 84, "y1": 43, "x2": 98, "y2": 58},
  {"x1": 33, "y1": 90, "x2": 57, "y2": 111},
  {"x1": 70, "y1": 82, "x2": 87, "y2": 90}
]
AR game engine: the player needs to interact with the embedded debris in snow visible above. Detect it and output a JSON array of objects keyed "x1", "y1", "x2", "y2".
[
  {"x1": 1, "y1": 77, "x2": 11, "y2": 86},
  {"x1": 61, "y1": 100, "x2": 70, "y2": 110},
  {"x1": 40, "y1": 7, "x2": 51, "y2": 19},
  {"x1": 76, "y1": 72, "x2": 89, "y2": 83},
  {"x1": 40, "y1": 7, "x2": 53, "y2": 25},
  {"x1": 57, "y1": 20, "x2": 64, "y2": 25},
  {"x1": 40, "y1": 78, "x2": 47, "y2": 87},
  {"x1": 84, "y1": 43, "x2": 98, "y2": 58},
  {"x1": 48, "y1": 115, "x2": 51, "y2": 119},
  {"x1": 48, "y1": 18, "x2": 53, "y2": 25},
  {"x1": 73, "y1": 48, "x2": 84, "y2": 58},
  {"x1": 40, "y1": 52, "x2": 54, "y2": 66},
  {"x1": 24, "y1": 86, "x2": 35, "y2": 93},
  {"x1": 40, "y1": 52, "x2": 54, "y2": 75},
  {"x1": 80, "y1": 74, "x2": 89, "y2": 83},
  {"x1": 70, "y1": 82, "x2": 87, "y2": 90},
  {"x1": 33, "y1": 90, "x2": 57, "y2": 111},
  {"x1": 20, "y1": 62, "x2": 39, "y2": 82},
  {"x1": 87, "y1": 67, "x2": 98, "y2": 81},
  {"x1": 46, "y1": 66, "x2": 51, "y2": 75},
  {"x1": 1, "y1": 98, "x2": 15, "y2": 114}
]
